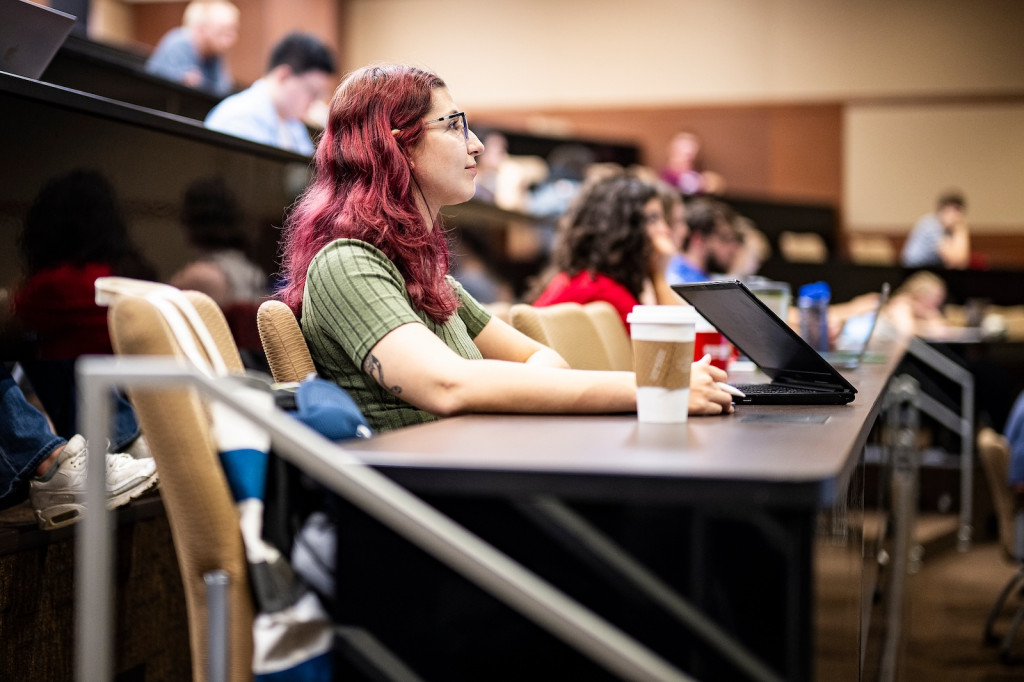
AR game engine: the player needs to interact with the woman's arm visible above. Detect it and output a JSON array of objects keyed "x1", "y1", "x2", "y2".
[
  {"x1": 648, "y1": 225, "x2": 685, "y2": 306},
  {"x1": 939, "y1": 219, "x2": 971, "y2": 269},
  {"x1": 363, "y1": 320, "x2": 734, "y2": 417},
  {"x1": 472, "y1": 315, "x2": 570, "y2": 368},
  {"x1": 364, "y1": 321, "x2": 635, "y2": 417}
]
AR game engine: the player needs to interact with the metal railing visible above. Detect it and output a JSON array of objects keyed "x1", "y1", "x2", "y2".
[{"x1": 76, "y1": 356, "x2": 694, "y2": 682}]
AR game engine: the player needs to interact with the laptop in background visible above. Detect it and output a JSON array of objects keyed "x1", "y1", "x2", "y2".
[
  {"x1": 672, "y1": 280, "x2": 857, "y2": 405},
  {"x1": 823, "y1": 282, "x2": 890, "y2": 369},
  {"x1": 0, "y1": 0, "x2": 75, "y2": 79}
]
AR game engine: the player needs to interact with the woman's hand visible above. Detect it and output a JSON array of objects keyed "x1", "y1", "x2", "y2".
[
  {"x1": 647, "y1": 224, "x2": 678, "y2": 280},
  {"x1": 688, "y1": 354, "x2": 735, "y2": 415}
]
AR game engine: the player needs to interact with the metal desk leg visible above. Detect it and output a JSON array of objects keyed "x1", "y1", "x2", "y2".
[{"x1": 880, "y1": 373, "x2": 921, "y2": 682}]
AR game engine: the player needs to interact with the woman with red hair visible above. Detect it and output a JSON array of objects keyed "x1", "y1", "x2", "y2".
[{"x1": 278, "y1": 64, "x2": 733, "y2": 432}]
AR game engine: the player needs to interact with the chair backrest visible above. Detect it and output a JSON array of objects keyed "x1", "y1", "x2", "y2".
[
  {"x1": 107, "y1": 289, "x2": 254, "y2": 682},
  {"x1": 978, "y1": 427, "x2": 1021, "y2": 561},
  {"x1": 583, "y1": 301, "x2": 633, "y2": 371},
  {"x1": 848, "y1": 234, "x2": 897, "y2": 266},
  {"x1": 509, "y1": 302, "x2": 615, "y2": 371},
  {"x1": 256, "y1": 300, "x2": 316, "y2": 384},
  {"x1": 779, "y1": 230, "x2": 828, "y2": 263}
]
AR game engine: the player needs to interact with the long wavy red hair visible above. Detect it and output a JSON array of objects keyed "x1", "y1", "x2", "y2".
[{"x1": 277, "y1": 64, "x2": 459, "y2": 323}]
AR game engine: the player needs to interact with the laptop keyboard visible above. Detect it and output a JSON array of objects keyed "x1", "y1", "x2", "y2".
[{"x1": 734, "y1": 383, "x2": 824, "y2": 395}]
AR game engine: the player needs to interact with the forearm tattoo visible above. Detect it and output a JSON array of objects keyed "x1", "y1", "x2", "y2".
[{"x1": 364, "y1": 353, "x2": 402, "y2": 395}]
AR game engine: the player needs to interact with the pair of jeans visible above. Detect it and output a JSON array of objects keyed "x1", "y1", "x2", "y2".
[
  {"x1": 18, "y1": 359, "x2": 140, "y2": 452},
  {"x1": 0, "y1": 363, "x2": 142, "y2": 510},
  {"x1": 0, "y1": 366, "x2": 65, "y2": 510}
]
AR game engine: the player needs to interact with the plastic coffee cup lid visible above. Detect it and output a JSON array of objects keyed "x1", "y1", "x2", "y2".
[
  {"x1": 626, "y1": 305, "x2": 698, "y2": 325},
  {"x1": 693, "y1": 312, "x2": 715, "y2": 332}
]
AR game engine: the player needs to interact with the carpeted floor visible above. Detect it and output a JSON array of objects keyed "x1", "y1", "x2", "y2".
[
  {"x1": 898, "y1": 539, "x2": 1023, "y2": 681},
  {"x1": 817, "y1": 526, "x2": 1024, "y2": 682}
]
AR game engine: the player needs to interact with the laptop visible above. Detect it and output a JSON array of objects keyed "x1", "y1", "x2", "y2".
[
  {"x1": 823, "y1": 282, "x2": 890, "y2": 369},
  {"x1": 0, "y1": 0, "x2": 75, "y2": 79},
  {"x1": 672, "y1": 280, "x2": 857, "y2": 405}
]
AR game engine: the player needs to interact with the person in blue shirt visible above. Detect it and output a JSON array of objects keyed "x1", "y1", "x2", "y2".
[
  {"x1": 900, "y1": 190, "x2": 971, "y2": 269},
  {"x1": 145, "y1": 0, "x2": 239, "y2": 97},
  {"x1": 666, "y1": 196, "x2": 742, "y2": 284},
  {"x1": 205, "y1": 32, "x2": 336, "y2": 155}
]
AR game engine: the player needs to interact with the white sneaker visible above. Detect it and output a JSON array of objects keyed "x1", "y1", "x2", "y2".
[{"x1": 29, "y1": 435, "x2": 160, "y2": 530}]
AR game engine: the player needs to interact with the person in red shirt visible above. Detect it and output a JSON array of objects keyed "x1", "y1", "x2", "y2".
[
  {"x1": 530, "y1": 171, "x2": 683, "y2": 331},
  {"x1": 12, "y1": 169, "x2": 155, "y2": 447}
]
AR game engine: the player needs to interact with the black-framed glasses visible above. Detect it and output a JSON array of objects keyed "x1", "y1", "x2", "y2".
[{"x1": 424, "y1": 111, "x2": 468, "y2": 140}]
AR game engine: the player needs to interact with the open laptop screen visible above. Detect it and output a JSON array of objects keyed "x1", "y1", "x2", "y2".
[
  {"x1": 672, "y1": 280, "x2": 857, "y2": 395},
  {"x1": 0, "y1": 0, "x2": 75, "y2": 79}
]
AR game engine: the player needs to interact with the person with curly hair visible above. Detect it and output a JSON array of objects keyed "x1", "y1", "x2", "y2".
[
  {"x1": 529, "y1": 172, "x2": 685, "y2": 330},
  {"x1": 277, "y1": 64, "x2": 734, "y2": 434}
]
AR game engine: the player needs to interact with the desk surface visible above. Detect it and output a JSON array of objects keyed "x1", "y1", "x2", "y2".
[{"x1": 345, "y1": 340, "x2": 906, "y2": 508}]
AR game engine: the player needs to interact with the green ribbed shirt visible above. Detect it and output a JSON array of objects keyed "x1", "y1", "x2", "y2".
[{"x1": 301, "y1": 238, "x2": 492, "y2": 433}]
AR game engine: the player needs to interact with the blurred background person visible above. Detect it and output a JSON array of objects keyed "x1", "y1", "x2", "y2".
[
  {"x1": 884, "y1": 270, "x2": 951, "y2": 339},
  {"x1": 145, "y1": 0, "x2": 240, "y2": 97},
  {"x1": 659, "y1": 130, "x2": 726, "y2": 196},
  {"x1": 205, "y1": 32, "x2": 335, "y2": 155},
  {"x1": 727, "y1": 214, "x2": 772, "y2": 278},
  {"x1": 529, "y1": 172, "x2": 682, "y2": 330},
  {"x1": 654, "y1": 178, "x2": 689, "y2": 267},
  {"x1": 526, "y1": 143, "x2": 597, "y2": 220},
  {"x1": 12, "y1": 169, "x2": 155, "y2": 451},
  {"x1": 901, "y1": 190, "x2": 971, "y2": 269},
  {"x1": 666, "y1": 196, "x2": 742, "y2": 283},
  {"x1": 169, "y1": 176, "x2": 267, "y2": 307}
]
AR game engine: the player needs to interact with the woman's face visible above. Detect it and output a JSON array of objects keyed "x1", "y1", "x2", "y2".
[
  {"x1": 406, "y1": 87, "x2": 484, "y2": 220},
  {"x1": 642, "y1": 197, "x2": 673, "y2": 252},
  {"x1": 668, "y1": 200, "x2": 688, "y2": 251}
]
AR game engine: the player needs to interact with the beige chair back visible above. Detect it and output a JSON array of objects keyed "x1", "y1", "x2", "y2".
[
  {"x1": 978, "y1": 427, "x2": 1017, "y2": 559},
  {"x1": 848, "y1": 234, "x2": 897, "y2": 266},
  {"x1": 108, "y1": 290, "x2": 254, "y2": 682},
  {"x1": 257, "y1": 300, "x2": 316, "y2": 384},
  {"x1": 583, "y1": 301, "x2": 633, "y2": 371},
  {"x1": 779, "y1": 231, "x2": 828, "y2": 263},
  {"x1": 509, "y1": 302, "x2": 615, "y2": 371}
]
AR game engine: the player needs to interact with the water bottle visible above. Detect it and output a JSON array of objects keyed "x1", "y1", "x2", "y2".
[{"x1": 798, "y1": 281, "x2": 831, "y2": 352}]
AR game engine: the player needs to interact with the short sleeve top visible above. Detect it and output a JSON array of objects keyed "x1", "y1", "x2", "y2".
[
  {"x1": 301, "y1": 239, "x2": 492, "y2": 432},
  {"x1": 532, "y1": 270, "x2": 639, "y2": 331}
]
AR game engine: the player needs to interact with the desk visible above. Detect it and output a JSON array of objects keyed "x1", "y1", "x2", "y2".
[{"x1": 339, "y1": 345, "x2": 906, "y2": 680}]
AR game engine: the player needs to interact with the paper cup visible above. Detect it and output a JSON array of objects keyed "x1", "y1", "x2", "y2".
[{"x1": 627, "y1": 305, "x2": 697, "y2": 423}]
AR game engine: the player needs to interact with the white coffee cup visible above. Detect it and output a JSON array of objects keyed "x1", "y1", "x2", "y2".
[{"x1": 626, "y1": 305, "x2": 697, "y2": 423}]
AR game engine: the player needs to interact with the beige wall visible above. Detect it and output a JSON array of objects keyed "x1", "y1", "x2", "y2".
[
  {"x1": 347, "y1": 0, "x2": 1024, "y2": 245},
  {"x1": 92, "y1": 0, "x2": 1024, "y2": 250},
  {"x1": 346, "y1": 0, "x2": 1024, "y2": 106},
  {"x1": 845, "y1": 102, "x2": 1024, "y2": 232}
]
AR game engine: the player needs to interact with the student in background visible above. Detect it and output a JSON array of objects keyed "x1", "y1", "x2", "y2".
[
  {"x1": 12, "y1": 169, "x2": 155, "y2": 449},
  {"x1": 169, "y1": 176, "x2": 267, "y2": 306},
  {"x1": 901, "y1": 190, "x2": 971, "y2": 269},
  {"x1": 276, "y1": 63, "x2": 734, "y2": 435},
  {"x1": 666, "y1": 196, "x2": 743, "y2": 284},
  {"x1": 659, "y1": 130, "x2": 726, "y2": 196},
  {"x1": 883, "y1": 270, "x2": 951, "y2": 339},
  {"x1": 145, "y1": 0, "x2": 239, "y2": 96},
  {"x1": 727, "y1": 215, "x2": 771, "y2": 278},
  {"x1": 205, "y1": 32, "x2": 336, "y2": 155},
  {"x1": 529, "y1": 171, "x2": 684, "y2": 330}
]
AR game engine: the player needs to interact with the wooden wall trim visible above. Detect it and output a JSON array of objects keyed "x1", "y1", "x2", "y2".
[
  {"x1": 473, "y1": 102, "x2": 843, "y2": 207},
  {"x1": 846, "y1": 229, "x2": 1024, "y2": 269}
]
